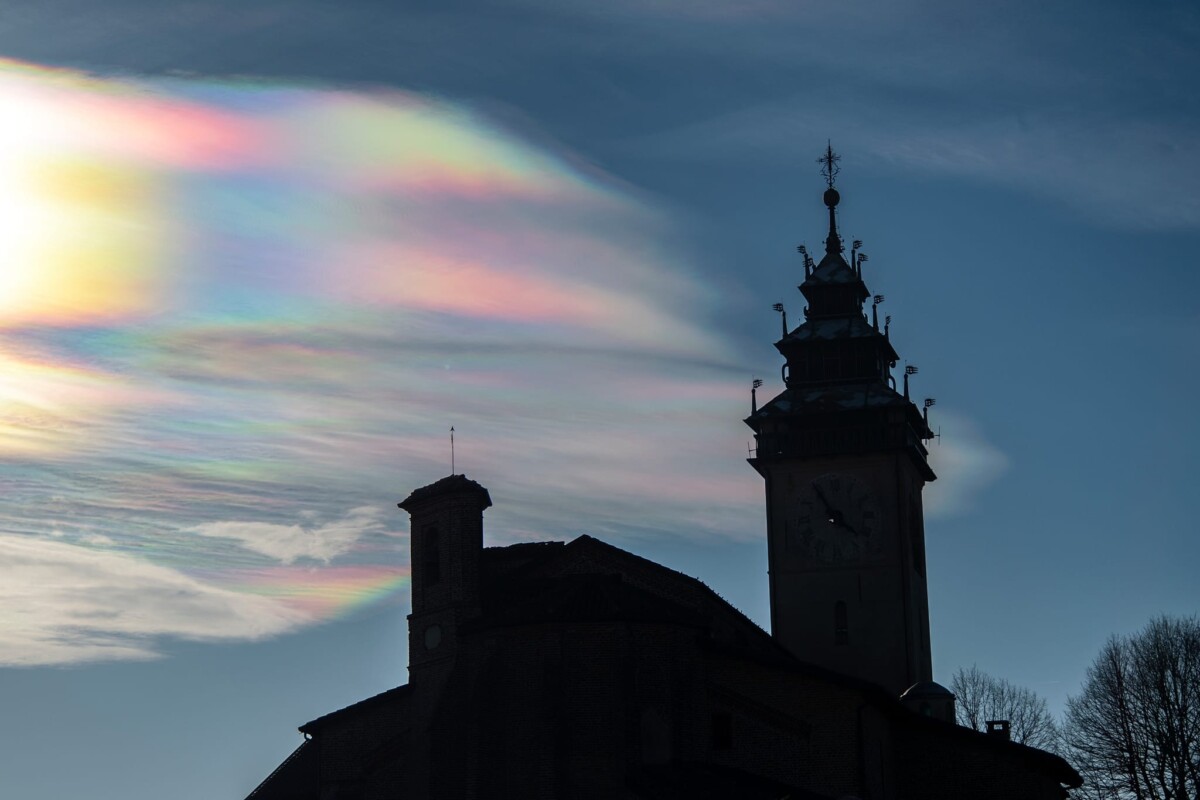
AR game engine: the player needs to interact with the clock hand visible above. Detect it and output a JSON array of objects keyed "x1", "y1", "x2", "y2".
[
  {"x1": 813, "y1": 485, "x2": 865, "y2": 536},
  {"x1": 812, "y1": 485, "x2": 845, "y2": 528}
]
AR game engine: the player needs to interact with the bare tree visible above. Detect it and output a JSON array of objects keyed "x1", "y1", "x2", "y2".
[
  {"x1": 1061, "y1": 615, "x2": 1200, "y2": 800},
  {"x1": 950, "y1": 664, "x2": 1059, "y2": 749}
]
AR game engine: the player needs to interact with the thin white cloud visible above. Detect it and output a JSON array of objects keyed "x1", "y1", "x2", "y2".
[
  {"x1": 583, "y1": 0, "x2": 1199, "y2": 233},
  {"x1": 870, "y1": 114, "x2": 1200, "y2": 231},
  {"x1": 190, "y1": 507, "x2": 386, "y2": 564},
  {"x1": 923, "y1": 410, "x2": 1009, "y2": 518},
  {"x1": 623, "y1": 98, "x2": 1200, "y2": 230},
  {"x1": 0, "y1": 534, "x2": 306, "y2": 666}
]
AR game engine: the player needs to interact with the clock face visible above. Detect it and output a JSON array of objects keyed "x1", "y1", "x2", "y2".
[{"x1": 793, "y1": 473, "x2": 880, "y2": 564}]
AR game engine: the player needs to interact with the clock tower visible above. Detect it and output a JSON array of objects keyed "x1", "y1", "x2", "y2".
[{"x1": 746, "y1": 147, "x2": 937, "y2": 697}]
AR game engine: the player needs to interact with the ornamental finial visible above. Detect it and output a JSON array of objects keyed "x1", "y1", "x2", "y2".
[
  {"x1": 819, "y1": 141, "x2": 843, "y2": 253},
  {"x1": 818, "y1": 141, "x2": 840, "y2": 190}
]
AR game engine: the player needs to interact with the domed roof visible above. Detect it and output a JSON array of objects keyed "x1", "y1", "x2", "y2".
[{"x1": 901, "y1": 680, "x2": 955, "y2": 699}]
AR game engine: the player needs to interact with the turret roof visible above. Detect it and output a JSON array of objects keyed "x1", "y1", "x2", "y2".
[
  {"x1": 398, "y1": 473, "x2": 492, "y2": 510},
  {"x1": 781, "y1": 313, "x2": 878, "y2": 343},
  {"x1": 807, "y1": 251, "x2": 859, "y2": 285}
]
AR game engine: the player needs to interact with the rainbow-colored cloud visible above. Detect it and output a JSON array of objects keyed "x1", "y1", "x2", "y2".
[{"x1": 0, "y1": 58, "x2": 753, "y2": 665}]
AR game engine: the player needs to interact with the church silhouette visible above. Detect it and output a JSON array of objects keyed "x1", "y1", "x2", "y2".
[{"x1": 246, "y1": 151, "x2": 1081, "y2": 800}]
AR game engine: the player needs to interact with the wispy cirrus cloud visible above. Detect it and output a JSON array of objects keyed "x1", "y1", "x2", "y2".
[
  {"x1": 621, "y1": 96, "x2": 1200, "y2": 231},
  {"x1": 577, "y1": 0, "x2": 1200, "y2": 231}
]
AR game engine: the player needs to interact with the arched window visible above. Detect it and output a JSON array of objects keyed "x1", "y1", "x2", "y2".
[{"x1": 835, "y1": 601, "x2": 849, "y2": 645}]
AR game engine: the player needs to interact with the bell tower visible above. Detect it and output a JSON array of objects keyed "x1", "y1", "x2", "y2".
[
  {"x1": 398, "y1": 473, "x2": 491, "y2": 679},
  {"x1": 746, "y1": 146, "x2": 937, "y2": 697}
]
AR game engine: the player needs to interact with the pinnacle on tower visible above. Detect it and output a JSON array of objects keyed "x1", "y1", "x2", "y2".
[{"x1": 818, "y1": 142, "x2": 842, "y2": 254}]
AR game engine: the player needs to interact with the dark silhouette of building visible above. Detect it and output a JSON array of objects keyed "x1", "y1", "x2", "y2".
[
  {"x1": 746, "y1": 148, "x2": 936, "y2": 698},
  {"x1": 246, "y1": 155, "x2": 1081, "y2": 800}
]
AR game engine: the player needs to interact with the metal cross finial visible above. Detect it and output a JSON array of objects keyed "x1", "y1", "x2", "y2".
[{"x1": 818, "y1": 141, "x2": 840, "y2": 188}]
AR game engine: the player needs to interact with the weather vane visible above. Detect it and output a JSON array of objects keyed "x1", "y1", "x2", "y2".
[{"x1": 818, "y1": 141, "x2": 840, "y2": 188}]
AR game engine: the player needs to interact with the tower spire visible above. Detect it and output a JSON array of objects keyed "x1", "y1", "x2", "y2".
[{"x1": 817, "y1": 142, "x2": 842, "y2": 254}]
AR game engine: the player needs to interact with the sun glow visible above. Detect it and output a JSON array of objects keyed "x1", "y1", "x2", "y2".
[{"x1": 0, "y1": 74, "x2": 167, "y2": 326}]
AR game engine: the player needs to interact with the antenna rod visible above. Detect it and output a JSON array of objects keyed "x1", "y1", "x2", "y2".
[{"x1": 450, "y1": 426, "x2": 455, "y2": 475}]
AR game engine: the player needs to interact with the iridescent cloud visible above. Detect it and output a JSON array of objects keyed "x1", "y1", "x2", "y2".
[{"x1": 0, "y1": 58, "x2": 752, "y2": 665}]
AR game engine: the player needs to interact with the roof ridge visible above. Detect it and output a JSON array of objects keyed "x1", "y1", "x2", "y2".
[
  {"x1": 300, "y1": 683, "x2": 412, "y2": 734},
  {"x1": 563, "y1": 535, "x2": 789, "y2": 658}
]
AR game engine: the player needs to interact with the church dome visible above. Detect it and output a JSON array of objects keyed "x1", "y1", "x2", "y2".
[{"x1": 901, "y1": 681, "x2": 957, "y2": 723}]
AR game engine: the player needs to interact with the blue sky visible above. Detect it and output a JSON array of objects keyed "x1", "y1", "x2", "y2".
[{"x1": 0, "y1": 1, "x2": 1197, "y2": 797}]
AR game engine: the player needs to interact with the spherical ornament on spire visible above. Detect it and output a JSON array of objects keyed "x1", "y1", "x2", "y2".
[{"x1": 824, "y1": 187, "x2": 840, "y2": 208}]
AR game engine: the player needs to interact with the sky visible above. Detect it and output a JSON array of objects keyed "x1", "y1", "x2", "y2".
[{"x1": 0, "y1": 1, "x2": 1196, "y2": 796}]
